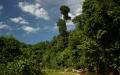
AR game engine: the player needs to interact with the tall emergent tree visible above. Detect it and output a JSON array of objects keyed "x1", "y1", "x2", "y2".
[
  {"x1": 56, "y1": 5, "x2": 71, "y2": 48},
  {"x1": 60, "y1": 5, "x2": 71, "y2": 20}
]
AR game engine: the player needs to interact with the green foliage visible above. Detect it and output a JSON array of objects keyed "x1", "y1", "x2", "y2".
[
  {"x1": 81, "y1": 0, "x2": 120, "y2": 73},
  {"x1": 38, "y1": 0, "x2": 120, "y2": 73},
  {"x1": 0, "y1": 60, "x2": 42, "y2": 75},
  {"x1": 0, "y1": 36, "x2": 22, "y2": 63},
  {"x1": 0, "y1": 36, "x2": 43, "y2": 75},
  {"x1": 72, "y1": 15, "x2": 83, "y2": 30}
]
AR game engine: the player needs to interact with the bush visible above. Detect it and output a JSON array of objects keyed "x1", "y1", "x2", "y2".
[{"x1": 0, "y1": 60, "x2": 43, "y2": 75}]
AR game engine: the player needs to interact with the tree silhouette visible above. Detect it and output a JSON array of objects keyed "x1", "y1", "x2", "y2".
[{"x1": 60, "y1": 5, "x2": 71, "y2": 20}]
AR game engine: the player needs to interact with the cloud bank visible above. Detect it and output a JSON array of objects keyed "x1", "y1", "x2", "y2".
[
  {"x1": 22, "y1": 26, "x2": 40, "y2": 33},
  {"x1": 0, "y1": 22, "x2": 8, "y2": 29},
  {"x1": 65, "y1": 0, "x2": 84, "y2": 18},
  {"x1": 10, "y1": 17, "x2": 29, "y2": 24},
  {"x1": 18, "y1": 2, "x2": 50, "y2": 20}
]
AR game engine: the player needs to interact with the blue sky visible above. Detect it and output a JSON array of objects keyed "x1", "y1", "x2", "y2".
[{"x1": 0, "y1": 0, "x2": 84, "y2": 44}]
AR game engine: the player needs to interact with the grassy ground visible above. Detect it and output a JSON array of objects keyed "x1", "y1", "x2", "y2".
[
  {"x1": 43, "y1": 69, "x2": 106, "y2": 75},
  {"x1": 44, "y1": 71, "x2": 104, "y2": 75},
  {"x1": 44, "y1": 72, "x2": 76, "y2": 75}
]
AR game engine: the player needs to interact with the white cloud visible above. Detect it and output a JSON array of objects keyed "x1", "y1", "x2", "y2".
[
  {"x1": 65, "y1": 0, "x2": 84, "y2": 18},
  {"x1": 18, "y1": 2, "x2": 50, "y2": 20},
  {"x1": 0, "y1": 22, "x2": 8, "y2": 29},
  {"x1": 22, "y1": 26, "x2": 40, "y2": 33},
  {"x1": 10, "y1": 17, "x2": 29, "y2": 24}
]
